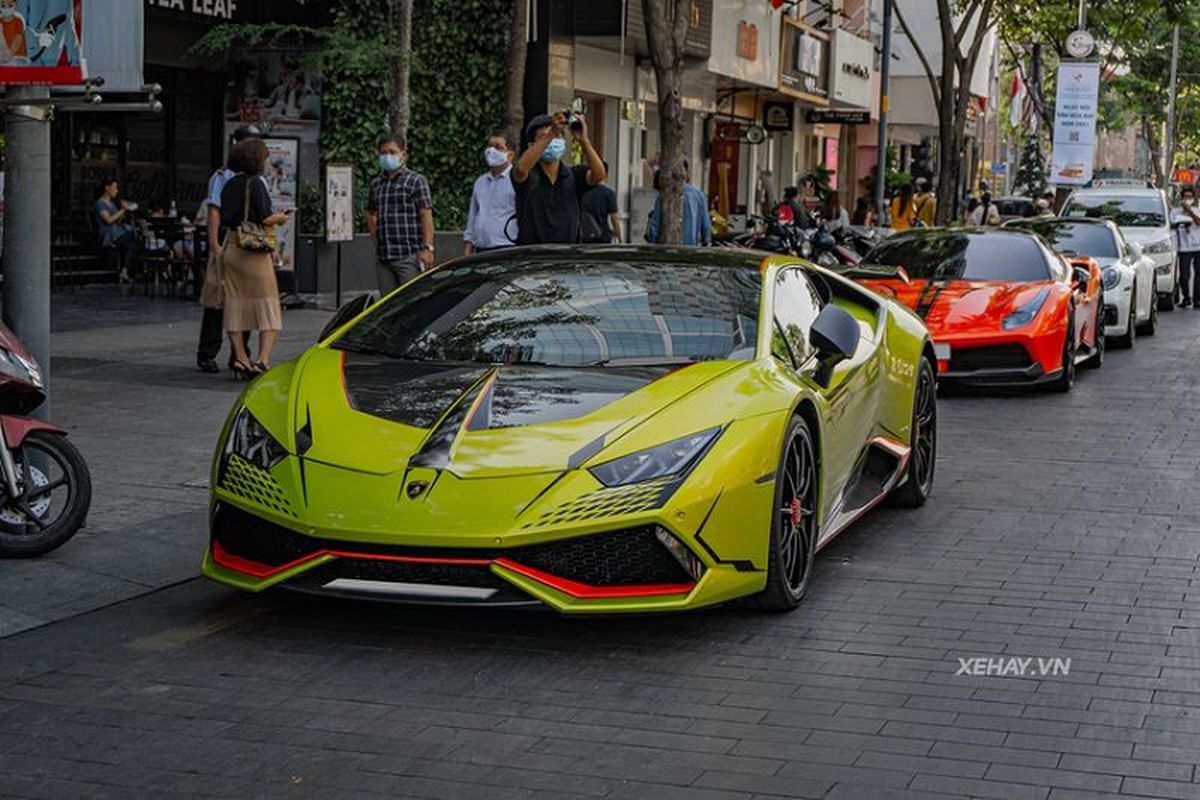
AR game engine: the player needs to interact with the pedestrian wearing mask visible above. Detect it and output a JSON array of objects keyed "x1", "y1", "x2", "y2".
[
  {"x1": 367, "y1": 135, "x2": 434, "y2": 295},
  {"x1": 1175, "y1": 186, "x2": 1200, "y2": 308},
  {"x1": 464, "y1": 129, "x2": 517, "y2": 254},
  {"x1": 512, "y1": 111, "x2": 606, "y2": 244}
]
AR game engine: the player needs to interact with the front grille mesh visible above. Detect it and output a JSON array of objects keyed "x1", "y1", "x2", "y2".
[
  {"x1": 949, "y1": 344, "x2": 1032, "y2": 372},
  {"x1": 212, "y1": 506, "x2": 692, "y2": 587},
  {"x1": 512, "y1": 526, "x2": 690, "y2": 586},
  {"x1": 522, "y1": 478, "x2": 678, "y2": 529},
  {"x1": 218, "y1": 456, "x2": 297, "y2": 517}
]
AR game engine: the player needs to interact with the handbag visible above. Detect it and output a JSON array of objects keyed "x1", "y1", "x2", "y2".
[{"x1": 235, "y1": 179, "x2": 277, "y2": 253}]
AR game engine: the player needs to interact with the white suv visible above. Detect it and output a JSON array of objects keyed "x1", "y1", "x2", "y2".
[{"x1": 1064, "y1": 187, "x2": 1177, "y2": 310}]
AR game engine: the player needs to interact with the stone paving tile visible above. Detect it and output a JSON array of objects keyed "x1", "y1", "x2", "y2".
[{"x1": 5, "y1": 298, "x2": 1200, "y2": 799}]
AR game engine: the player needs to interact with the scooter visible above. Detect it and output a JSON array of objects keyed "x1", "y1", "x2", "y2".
[{"x1": 0, "y1": 322, "x2": 91, "y2": 557}]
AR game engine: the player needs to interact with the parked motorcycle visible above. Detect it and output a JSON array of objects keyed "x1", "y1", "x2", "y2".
[
  {"x1": 0, "y1": 323, "x2": 91, "y2": 557},
  {"x1": 723, "y1": 215, "x2": 861, "y2": 267}
]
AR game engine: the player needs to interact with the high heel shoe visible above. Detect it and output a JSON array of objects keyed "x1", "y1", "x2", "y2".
[
  {"x1": 252, "y1": 361, "x2": 269, "y2": 374},
  {"x1": 231, "y1": 361, "x2": 256, "y2": 381}
]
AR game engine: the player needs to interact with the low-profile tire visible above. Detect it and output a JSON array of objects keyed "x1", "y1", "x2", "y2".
[
  {"x1": 752, "y1": 415, "x2": 818, "y2": 612},
  {"x1": 1113, "y1": 290, "x2": 1136, "y2": 349},
  {"x1": 1138, "y1": 292, "x2": 1158, "y2": 336},
  {"x1": 1045, "y1": 312, "x2": 1076, "y2": 393},
  {"x1": 890, "y1": 357, "x2": 937, "y2": 508},
  {"x1": 1082, "y1": 299, "x2": 1105, "y2": 369},
  {"x1": 0, "y1": 432, "x2": 92, "y2": 558}
]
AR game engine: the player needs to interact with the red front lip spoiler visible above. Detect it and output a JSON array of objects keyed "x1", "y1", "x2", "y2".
[{"x1": 210, "y1": 541, "x2": 696, "y2": 600}]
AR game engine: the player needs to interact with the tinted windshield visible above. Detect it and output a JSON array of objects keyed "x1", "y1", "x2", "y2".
[
  {"x1": 864, "y1": 233, "x2": 1053, "y2": 282},
  {"x1": 1008, "y1": 221, "x2": 1118, "y2": 258},
  {"x1": 1064, "y1": 195, "x2": 1166, "y2": 227},
  {"x1": 334, "y1": 261, "x2": 763, "y2": 366}
]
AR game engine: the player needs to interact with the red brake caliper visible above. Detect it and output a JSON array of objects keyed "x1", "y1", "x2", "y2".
[{"x1": 791, "y1": 497, "x2": 802, "y2": 528}]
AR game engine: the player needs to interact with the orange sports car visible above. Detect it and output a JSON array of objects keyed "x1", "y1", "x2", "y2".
[{"x1": 848, "y1": 229, "x2": 1104, "y2": 391}]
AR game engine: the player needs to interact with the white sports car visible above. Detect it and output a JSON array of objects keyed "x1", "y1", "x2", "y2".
[
  {"x1": 1007, "y1": 217, "x2": 1157, "y2": 347},
  {"x1": 1063, "y1": 187, "x2": 1177, "y2": 311}
]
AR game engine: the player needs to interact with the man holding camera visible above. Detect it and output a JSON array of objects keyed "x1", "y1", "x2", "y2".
[{"x1": 512, "y1": 111, "x2": 606, "y2": 244}]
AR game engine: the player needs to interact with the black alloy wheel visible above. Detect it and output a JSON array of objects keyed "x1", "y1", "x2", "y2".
[
  {"x1": 754, "y1": 416, "x2": 819, "y2": 611},
  {"x1": 1114, "y1": 290, "x2": 1136, "y2": 349},
  {"x1": 1046, "y1": 311, "x2": 1076, "y2": 393},
  {"x1": 891, "y1": 358, "x2": 937, "y2": 508}
]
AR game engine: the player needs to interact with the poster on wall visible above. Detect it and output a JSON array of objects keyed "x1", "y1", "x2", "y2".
[
  {"x1": 224, "y1": 51, "x2": 321, "y2": 144},
  {"x1": 1050, "y1": 62, "x2": 1100, "y2": 186},
  {"x1": 325, "y1": 164, "x2": 354, "y2": 243},
  {"x1": 263, "y1": 137, "x2": 299, "y2": 272},
  {"x1": 0, "y1": 0, "x2": 85, "y2": 85}
]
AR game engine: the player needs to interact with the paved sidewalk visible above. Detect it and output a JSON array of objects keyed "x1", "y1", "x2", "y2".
[{"x1": 0, "y1": 287, "x2": 330, "y2": 636}]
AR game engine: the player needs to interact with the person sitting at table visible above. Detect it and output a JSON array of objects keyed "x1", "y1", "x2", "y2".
[{"x1": 94, "y1": 177, "x2": 140, "y2": 284}]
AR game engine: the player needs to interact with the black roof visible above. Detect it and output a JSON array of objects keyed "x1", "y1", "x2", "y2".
[{"x1": 445, "y1": 244, "x2": 766, "y2": 270}]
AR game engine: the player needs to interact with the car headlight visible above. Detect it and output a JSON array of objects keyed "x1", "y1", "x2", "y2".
[
  {"x1": 1144, "y1": 238, "x2": 1174, "y2": 255},
  {"x1": 1156, "y1": 262, "x2": 1173, "y2": 274},
  {"x1": 589, "y1": 427, "x2": 721, "y2": 487},
  {"x1": 1102, "y1": 267, "x2": 1121, "y2": 291},
  {"x1": 1002, "y1": 287, "x2": 1051, "y2": 330},
  {"x1": 225, "y1": 408, "x2": 288, "y2": 471}
]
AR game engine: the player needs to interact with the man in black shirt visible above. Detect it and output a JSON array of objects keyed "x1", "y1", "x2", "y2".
[
  {"x1": 512, "y1": 112, "x2": 606, "y2": 244},
  {"x1": 581, "y1": 162, "x2": 621, "y2": 243}
]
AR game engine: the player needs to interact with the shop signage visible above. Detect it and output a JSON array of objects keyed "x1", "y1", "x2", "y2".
[
  {"x1": 262, "y1": 137, "x2": 300, "y2": 271},
  {"x1": 1174, "y1": 168, "x2": 1196, "y2": 185},
  {"x1": 146, "y1": 0, "x2": 239, "y2": 19},
  {"x1": 0, "y1": 0, "x2": 85, "y2": 86},
  {"x1": 829, "y1": 29, "x2": 873, "y2": 109},
  {"x1": 326, "y1": 165, "x2": 354, "y2": 243},
  {"x1": 762, "y1": 101, "x2": 793, "y2": 132},
  {"x1": 707, "y1": 0, "x2": 781, "y2": 90},
  {"x1": 780, "y1": 21, "x2": 828, "y2": 101},
  {"x1": 736, "y1": 21, "x2": 758, "y2": 60},
  {"x1": 1050, "y1": 61, "x2": 1100, "y2": 186},
  {"x1": 805, "y1": 109, "x2": 869, "y2": 125}
]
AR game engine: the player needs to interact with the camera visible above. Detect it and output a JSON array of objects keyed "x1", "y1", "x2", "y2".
[{"x1": 561, "y1": 109, "x2": 583, "y2": 131}]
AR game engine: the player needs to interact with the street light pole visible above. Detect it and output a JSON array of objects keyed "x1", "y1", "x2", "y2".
[
  {"x1": 2, "y1": 86, "x2": 53, "y2": 421},
  {"x1": 874, "y1": 0, "x2": 893, "y2": 223},
  {"x1": 1165, "y1": 23, "x2": 1180, "y2": 184}
]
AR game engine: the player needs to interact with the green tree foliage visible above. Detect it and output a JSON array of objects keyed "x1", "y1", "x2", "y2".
[
  {"x1": 194, "y1": 0, "x2": 509, "y2": 232},
  {"x1": 1012, "y1": 135, "x2": 1048, "y2": 197}
]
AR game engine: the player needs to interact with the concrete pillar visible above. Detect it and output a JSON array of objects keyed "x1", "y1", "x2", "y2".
[{"x1": 2, "y1": 86, "x2": 53, "y2": 420}]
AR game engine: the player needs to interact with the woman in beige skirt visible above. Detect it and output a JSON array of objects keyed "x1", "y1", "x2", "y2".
[{"x1": 219, "y1": 139, "x2": 290, "y2": 378}]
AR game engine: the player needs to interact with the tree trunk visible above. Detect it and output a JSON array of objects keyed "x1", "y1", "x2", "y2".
[
  {"x1": 389, "y1": 0, "x2": 413, "y2": 139},
  {"x1": 506, "y1": 0, "x2": 529, "y2": 139},
  {"x1": 643, "y1": 0, "x2": 689, "y2": 244}
]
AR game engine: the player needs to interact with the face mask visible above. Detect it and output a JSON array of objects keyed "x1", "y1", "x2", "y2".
[
  {"x1": 379, "y1": 153, "x2": 402, "y2": 172},
  {"x1": 0, "y1": 9, "x2": 13, "y2": 19},
  {"x1": 541, "y1": 138, "x2": 566, "y2": 163},
  {"x1": 484, "y1": 147, "x2": 509, "y2": 168}
]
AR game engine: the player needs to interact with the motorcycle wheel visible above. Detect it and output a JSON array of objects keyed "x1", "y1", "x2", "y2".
[{"x1": 0, "y1": 431, "x2": 92, "y2": 558}]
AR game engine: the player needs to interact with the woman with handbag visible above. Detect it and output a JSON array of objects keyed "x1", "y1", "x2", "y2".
[{"x1": 219, "y1": 139, "x2": 290, "y2": 379}]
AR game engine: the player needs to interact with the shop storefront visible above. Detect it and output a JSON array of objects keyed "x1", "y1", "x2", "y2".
[{"x1": 52, "y1": 2, "x2": 327, "y2": 250}]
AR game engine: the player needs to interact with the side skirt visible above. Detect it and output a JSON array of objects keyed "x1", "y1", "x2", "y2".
[{"x1": 815, "y1": 437, "x2": 910, "y2": 551}]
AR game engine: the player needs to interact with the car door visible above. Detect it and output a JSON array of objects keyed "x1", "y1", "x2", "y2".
[{"x1": 771, "y1": 267, "x2": 879, "y2": 524}]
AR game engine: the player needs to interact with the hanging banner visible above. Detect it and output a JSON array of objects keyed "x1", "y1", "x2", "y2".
[
  {"x1": 0, "y1": 0, "x2": 85, "y2": 85},
  {"x1": 1050, "y1": 62, "x2": 1100, "y2": 186}
]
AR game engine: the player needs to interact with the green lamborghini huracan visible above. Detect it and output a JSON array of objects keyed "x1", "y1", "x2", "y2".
[{"x1": 202, "y1": 246, "x2": 937, "y2": 613}]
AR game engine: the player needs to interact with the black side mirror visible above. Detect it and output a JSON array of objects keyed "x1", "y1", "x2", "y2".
[
  {"x1": 1071, "y1": 266, "x2": 1090, "y2": 288},
  {"x1": 319, "y1": 293, "x2": 377, "y2": 342},
  {"x1": 809, "y1": 304, "x2": 860, "y2": 387}
]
